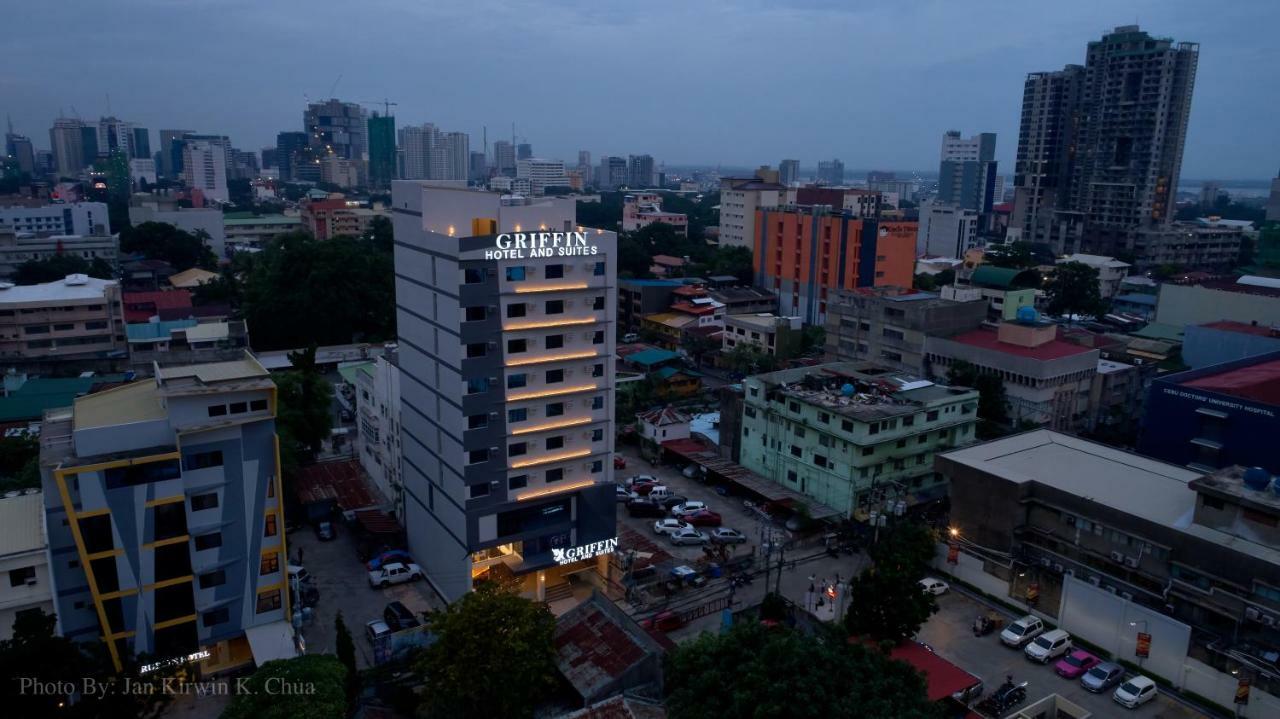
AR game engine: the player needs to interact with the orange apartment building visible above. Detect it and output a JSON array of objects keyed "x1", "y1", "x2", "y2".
[{"x1": 753, "y1": 206, "x2": 915, "y2": 324}]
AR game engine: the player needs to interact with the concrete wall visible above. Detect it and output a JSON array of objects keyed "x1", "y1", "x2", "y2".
[
  {"x1": 1183, "y1": 657, "x2": 1280, "y2": 718},
  {"x1": 1156, "y1": 284, "x2": 1280, "y2": 327},
  {"x1": 1058, "y1": 576, "x2": 1190, "y2": 684}
]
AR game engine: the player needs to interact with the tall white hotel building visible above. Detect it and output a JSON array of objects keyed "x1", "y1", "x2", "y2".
[{"x1": 391, "y1": 182, "x2": 618, "y2": 602}]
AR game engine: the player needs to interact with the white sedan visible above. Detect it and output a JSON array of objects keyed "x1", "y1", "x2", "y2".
[
  {"x1": 918, "y1": 577, "x2": 950, "y2": 595},
  {"x1": 671, "y1": 500, "x2": 708, "y2": 518},
  {"x1": 653, "y1": 518, "x2": 690, "y2": 536},
  {"x1": 367, "y1": 562, "x2": 424, "y2": 588}
]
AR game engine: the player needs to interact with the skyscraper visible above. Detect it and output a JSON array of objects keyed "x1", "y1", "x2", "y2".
[
  {"x1": 159, "y1": 129, "x2": 194, "y2": 178},
  {"x1": 469, "y1": 151, "x2": 488, "y2": 183},
  {"x1": 391, "y1": 182, "x2": 619, "y2": 602},
  {"x1": 493, "y1": 141, "x2": 516, "y2": 177},
  {"x1": 4, "y1": 122, "x2": 35, "y2": 175},
  {"x1": 49, "y1": 118, "x2": 87, "y2": 177},
  {"x1": 441, "y1": 132, "x2": 470, "y2": 182},
  {"x1": 516, "y1": 142, "x2": 533, "y2": 160},
  {"x1": 779, "y1": 159, "x2": 800, "y2": 186},
  {"x1": 368, "y1": 112, "x2": 397, "y2": 190},
  {"x1": 937, "y1": 131, "x2": 997, "y2": 214},
  {"x1": 627, "y1": 154, "x2": 654, "y2": 188},
  {"x1": 597, "y1": 156, "x2": 626, "y2": 191},
  {"x1": 1012, "y1": 26, "x2": 1198, "y2": 256},
  {"x1": 183, "y1": 139, "x2": 229, "y2": 203},
  {"x1": 304, "y1": 98, "x2": 368, "y2": 161},
  {"x1": 274, "y1": 131, "x2": 307, "y2": 182},
  {"x1": 816, "y1": 159, "x2": 845, "y2": 186},
  {"x1": 398, "y1": 124, "x2": 434, "y2": 180}
]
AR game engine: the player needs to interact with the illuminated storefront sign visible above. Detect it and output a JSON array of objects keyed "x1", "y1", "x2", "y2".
[
  {"x1": 550, "y1": 536, "x2": 617, "y2": 565},
  {"x1": 140, "y1": 649, "x2": 212, "y2": 674},
  {"x1": 486, "y1": 231, "x2": 599, "y2": 260}
]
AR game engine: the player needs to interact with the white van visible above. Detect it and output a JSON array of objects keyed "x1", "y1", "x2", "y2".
[
  {"x1": 1024, "y1": 628, "x2": 1072, "y2": 663},
  {"x1": 1000, "y1": 615, "x2": 1045, "y2": 647},
  {"x1": 646, "y1": 486, "x2": 673, "y2": 502}
]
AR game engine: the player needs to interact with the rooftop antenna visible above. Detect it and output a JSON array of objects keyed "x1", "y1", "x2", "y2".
[
  {"x1": 5, "y1": 114, "x2": 12, "y2": 135},
  {"x1": 105, "y1": 93, "x2": 111, "y2": 115},
  {"x1": 329, "y1": 73, "x2": 343, "y2": 98}
]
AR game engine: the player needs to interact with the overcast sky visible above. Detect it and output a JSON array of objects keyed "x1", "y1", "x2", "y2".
[{"x1": 3, "y1": 0, "x2": 1277, "y2": 179}]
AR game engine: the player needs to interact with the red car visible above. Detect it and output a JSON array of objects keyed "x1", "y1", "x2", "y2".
[
  {"x1": 640, "y1": 610, "x2": 684, "y2": 632},
  {"x1": 632, "y1": 481, "x2": 660, "y2": 496},
  {"x1": 683, "y1": 509, "x2": 723, "y2": 527},
  {"x1": 1054, "y1": 649, "x2": 1101, "y2": 679},
  {"x1": 613, "y1": 456, "x2": 627, "y2": 470}
]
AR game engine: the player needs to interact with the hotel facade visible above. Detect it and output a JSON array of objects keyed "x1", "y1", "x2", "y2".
[{"x1": 391, "y1": 183, "x2": 618, "y2": 603}]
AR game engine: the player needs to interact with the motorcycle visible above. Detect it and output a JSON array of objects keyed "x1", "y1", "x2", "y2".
[
  {"x1": 976, "y1": 678, "x2": 1027, "y2": 716},
  {"x1": 973, "y1": 612, "x2": 1001, "y2": 636}
]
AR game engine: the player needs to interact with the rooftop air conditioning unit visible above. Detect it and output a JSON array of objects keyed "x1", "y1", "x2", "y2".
[
  {"x1": 1125, "y1": 556, "x2": 1139, "y2": 568},
  {"x1": 1106, "y1": 586, "x2": 1118, "y2": 595},
  {"x1": 1110, "y1": 551, "x2": 1125, "y2": 562},
  {"x1": 1088, "y1": 576, "x2": 1101, "y2": 587},
  {"x1": 1263, "y1": 615, "x2": 1277, "y2": 628},
  {"x1": 24, "y1": 577, "x2": 37, "y2": 586},
  {"x1": 1040, "y1": 558, "x2": 1052, "y2": 568},
  {"x1": 1053, "y1": 563, "x2": 1065, "y2": 573},
  {"x1": 1063, "y1": 569, "x2": 1074, "y2": 577},
  {"x1": 1245, "y1": 607, "x2": 1261, "y2": 622},
  {"x1": 1121, "y1": 591, "x2": 1134, "y2": 601}
]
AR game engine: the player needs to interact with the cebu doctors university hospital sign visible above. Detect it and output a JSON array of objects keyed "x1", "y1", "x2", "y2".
[{"x1": 485, "y1": 231, "x2": 600, "y2": 260}]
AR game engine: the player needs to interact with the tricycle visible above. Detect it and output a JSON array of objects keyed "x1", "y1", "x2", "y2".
[{"x1": 973, "y1": 611, "x2": 1003, "y2": 636}]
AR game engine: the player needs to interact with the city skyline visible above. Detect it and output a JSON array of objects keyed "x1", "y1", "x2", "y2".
[{"x1": 3, "y1": 1, "x2": 1277, "y2": 179}]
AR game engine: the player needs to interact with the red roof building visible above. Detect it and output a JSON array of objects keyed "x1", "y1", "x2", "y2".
[
  {"x1": 122, "y1": 289, "x2": 194, "y2": 323},
  {"x1": 888, "y1": 641, "x2": 981, "y2": 703}
]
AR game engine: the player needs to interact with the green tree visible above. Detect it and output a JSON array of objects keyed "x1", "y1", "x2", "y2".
[
  {"x1": 912, "y1": 273, "x2": 937, "y2": 292},
  {"x1": 680, "y1": 331, "x2": 719, "y2": 368},
  {"x1": 800, "y1": 325, "x2": 826, "y2": 356},
  {"x1": 11, "y1": 254, "x2": 114, "y2": 284},
  {"x1": 364, "y1": 215, "x2": 393, "y2": 252},
  {"x1": 275, "y1": 347, "x2": 334, "y2": 471},
  {"x1": 120, "y1": 221, "x2": 218, "y2": 270},
  {"x1": 723, "y1": 343, "x2": 778, "y2": 376},
  {"x1": 947, "y1": 360, "x2": 1010, "y2": 437},
  {"x1": 0, "y1": 435, "x2": 39, "y2": 479},
  {"x1": 709, "y1": 245, "x2": 753, "y2": 283},
  {"x1": 221, "y1": 654, "x2": 347, "y2": 719},
  {"x1": 615, "y1": 233, "x2": 653, "y2": 278},
  {"x1": 334, "y1": 611, "x2": 359, "y2": 711},
  {"x1": 575, "y1": 193, "x2": 624, "y2": 230},
  {"x1": 665, "y1": 622, "x2": 935, "y2": 719},
  {"x1": 241, "y1": 231, "x2": 395, "y2": 350},
  {"x1": 869, "y1": 521, "x2": 938, "y2": 577},
  {"x1": 415, "y1": 581, "x2": 558, "y2": 719},
  {"x1": 844, "y1": 565, "x2": 939, "y2": 644},
  {"x1": 1045, "y1": 261, "x2": 1105, "y2": 320}
]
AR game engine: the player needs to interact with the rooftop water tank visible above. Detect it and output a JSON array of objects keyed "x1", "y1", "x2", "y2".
[
  {"x1": 1016, "y1": 306, "x2": 1039, "y2": 324},
  {"x1": 841, "y1": 383, "x2": 855, "y2": 397},
  {"x1": 1242, "y1": 466, "x2": 1271, "y2": 491}
]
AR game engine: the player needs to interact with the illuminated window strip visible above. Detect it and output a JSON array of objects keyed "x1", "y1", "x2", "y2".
[
  {"x1": 502, "y1": 317, "x2": 596, "y2": 331},
  {"x1": 512, "y1": 283, "x2": 590, "y2": 294},
  {"x1": 510, "y1": 448, "x2": 592, "y2": 469},
  {"x1": 511, "y1": 417, "x2": 593, "y2": 436},
  {"x1": 506, "y1": 384, "x2": 598, "y2": 402},
  {"x1": 516, "y1": 479, "x2": 598, "y2": 502},
  {"x1": 505, "y1": 350, "x2": 599, "y2": 367}
]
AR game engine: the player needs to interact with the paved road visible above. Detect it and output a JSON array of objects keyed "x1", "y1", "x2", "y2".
[
  {"x1": 613, "y1": 444, "x2": 869, "y2": 640},
  {"x1": 916, "y1": 588, "x2": 1208, "y2": 718}
]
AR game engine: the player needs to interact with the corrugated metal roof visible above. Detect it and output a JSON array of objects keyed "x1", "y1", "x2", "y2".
[{"x1": 0, "y1": 492, "x2": 45, "y2": 557}]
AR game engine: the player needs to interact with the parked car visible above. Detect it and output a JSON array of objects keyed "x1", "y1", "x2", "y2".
[
  {"x1": 613, "y1": 455, "x2": 627, "y2": 470},
  {"x1": 671, "y1": 500, "x2": 709, "y2": 518},
  {"x1": 288, "y1": 564, "x2": 313, "y2": 586},
  {"x1": 1055, "y1": 649, "x2": 1101, "y2": 679},
  {"x1": 918, "y1": 577, "x2": 949, "y2": 595},
  {"x1": 383, "y1": 601, "x2": 420, "y2": 631},
  {"x1": 709, "y1": 528, "x2": 747, "y2": 544},
  {"x1": 367, "y1": 562, "x2": 423, "y2": 588},
  {"x1": 631, "y1": 481, "x2": 661, "y2": 496},
  {"x1": 639, "y1": 610, "x2": 683, "y2": 632},
  {"x1": 654, "y1": 494, "x2": 688, "y2": 511},
  {"x1": 1080, "y1": 662, "x2": 1125, "y2": 693},
  {"x1": 626, "y1": 500, "x2": 667, "y2": 518},
  {"x1": 681, "y1": 464, "x2": 700, "y2": 479},
  {"x1": 669, "y1": 527, "x2": 709, "y2": 546},
  {"x1": 365, "y1": 619, "x2": 392, "y2": 643},
  {"x1": 622, "y1": 333, "x2": 639, "y2": 344},
  {"x1": 615, "y1": 484, "x2": 631, "y2": 502},
  {"x1": 645, "y1": 486, "x2": 673, "y2": 502},
  {"x1": 1000, "y1": 615, "x2": 1046, "y2": 647},
  {"x1": 683, "y1": 509, "x2": 723, "y2": 527},
  {"x1": 653, "y1": 518, "x2": 690, "y2": 536},
  {"x1": 1025, "y1": 629, "x2": 1072, "y2": 663},
  {"x1": 366, "y1": 549, "x2": 413, "y2": 571},
  {"x1": 1112, "y1": 676, "x2": 1158, "y2": 709},
  {"x1": 626, "y1": 475, "x2": 659, "y2": 488},
  {"x1": 315, "y1": 520, "x2": 337, "y2": 541}
]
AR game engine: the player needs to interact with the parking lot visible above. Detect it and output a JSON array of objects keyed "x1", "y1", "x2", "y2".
[
  {"x1": 287, "y1": 518, "x2": 445, "y2": 668},
  {"x1": 916, "y1": 587, "x2": 1207, "y2": 718},
  {"x1": 612, "y1": 444, "x2": 869, "y2": 639}
]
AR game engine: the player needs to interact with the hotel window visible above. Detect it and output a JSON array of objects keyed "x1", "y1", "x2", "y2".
[
  {"x1": 506, "y1": 266, "x2": 526, "y2": 281},
  {"x1": 183, "y1": 450, "x2": 223, "y2": 471},
  {"x1": 508, "y1": 373, "x2": 527, "y2": 389},
  {"x1": 190, "y1": 492, "x2": 219, "y2": 511},
  {"x1": 230, "y1": 401, "x2": 248, "y2": 414},
  {"x1": 545, "y1": 300, "x2": 564, "y2": 315},
  {"x1": 509, "y1": 474, "x2": 528, "y2": 489},
  {"x1": 197, "y1": 570, "x2": 226, "y2": 589},
  {"x1": 256, "y1": 589, "x2": 282, "y2": 614},
  {"x1": 77, "y1": 513, "x2": 112, "y2": 554},
  {"x1": 153, "y1": 501, "x2": 187, "y2": 540},
  {"x1": 260, "y1": 552, "x2": 280, "y2": 576},
  {"x1": 467, "y1": 343, "x2": 487, "y2": 358},
  {"x1": 545, "y1": 264, "x2": 564, "y2": 279},
  {"x1": 264, "y1": 514, "x2": 278, "y2": 537},
  {"x1": 469, "y1": 483, "x2": 490, "y2": 499},
  {"x1": 155, "y1": 542, "x2": 192, "y2": 581},
  {"x1": 546, "y1": 468, "x2": 564, "y2": 483},
  {"x1": 207, "y1": 404, "x2": 228, "y2": 417},
  {"x1": 464, "y1": 268, "x2": 484, "y2": 284},
  {"x1": 194, "y1": 532, "x2": 222, "y2": 551},
  {"x1": 592, "y1": 429, "x2": 604, "y2": 442},
  {"x1": 546, "y1": 436, "x2": 564, "y2": 450},
  {"x1": 594, "y1": 261, "x2": 605, "y2": 276},
  {"x1": 250, "y1": 398, "x2": 268, "y2": 411},
  {"x1": 592, "y1": 364, "x2": 604, "y2": 377},
  {"x1": 546, "y1": 402, "x2": 564, "y2": 417},
  {"x1": 546, "y1": 369, "x2": 564, "y2": 384},
  {"x1": 470, "y1": 414, "x2": 490, "y2": 428},
  {"x1": 203, "y1": 607, "x2": 230, "y2": 627},
  {"x1": 465, "y1": 306, "x2": 486, "y2": 322},
  {"x1": 591, "y1": 460, "x2": 603, "y2": 473},
  {"x1": 467, "y1": 378, "x2": 490, "y2": 395},
  {"x1": 593, "y1": 330, "x2": 604, "y2": 345},
  {"x1": 546, "y1": 334, "x2": 564, "y2": 349},
  {"x1": 507, "y1": 338, "x2": 527, "y2": 353},
  {"x1": 507, "y1": 408, "x2": 526, "y2": 423},
  {"x1": 510, "y1": 442, "x2": 528, "y2": 457},
  {"x1": 593, "y1": 296, "x2": 605, "y2": 310},
  {"x1": 507, "y1": 303, "x2": 527, "y2": 318},
  {"x1": 592, "y1": 396, "x2": 604, "y2": 410},
  {"x1": 468, "y1": 449, "x2": 489, "y2": 465}
]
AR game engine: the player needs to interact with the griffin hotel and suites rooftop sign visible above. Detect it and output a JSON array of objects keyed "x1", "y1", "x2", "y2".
[{"x1": 485, "y1": 231, "x2": 599, "y2": 260}]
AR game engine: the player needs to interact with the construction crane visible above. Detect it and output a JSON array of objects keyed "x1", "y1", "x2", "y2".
[{"x1": 357, "y1": 99, "x2": 399, "y2": 116}]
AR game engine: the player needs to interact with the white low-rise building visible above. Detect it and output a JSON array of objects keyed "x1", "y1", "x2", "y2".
[
  {"x1": 636, "y1": 405, "x2": 691, "y2": 444},
  {"x1": 0, "y1": 491, "x2": 53, "y2": 640},
  {"x1": 1058, "y1": 253, "x2": 1130, "y2": 299},
  {"x1": 352, "y1": 353, "x2": 403, "y2": 522}
]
